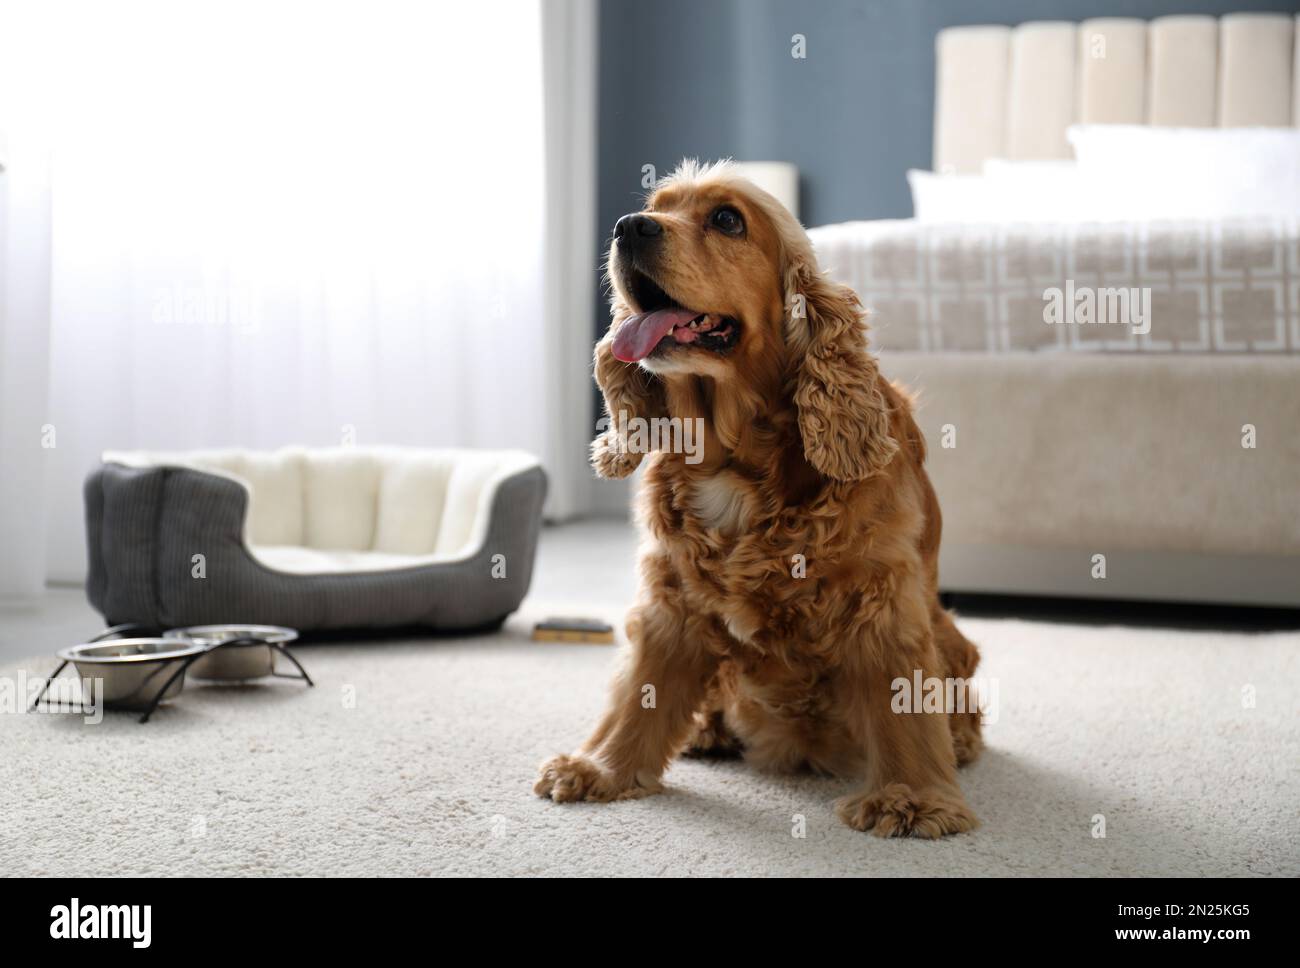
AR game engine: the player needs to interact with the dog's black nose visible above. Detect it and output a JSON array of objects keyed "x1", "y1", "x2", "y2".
[{"x1": 614, "y1": 213, "x2": 662, "y2": 244}]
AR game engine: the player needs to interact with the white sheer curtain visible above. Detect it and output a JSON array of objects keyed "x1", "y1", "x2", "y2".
[{"x1": 0, "y1": 0, "x2": 590, "y2": 591}]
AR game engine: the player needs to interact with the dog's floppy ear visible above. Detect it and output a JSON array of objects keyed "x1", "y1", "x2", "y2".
[
  {"x1": 590, "y1": 297, "x2": 667, "y2": 479},
  {"x1": 786, "y1": 258, "x2": 898, "y2": 481}
]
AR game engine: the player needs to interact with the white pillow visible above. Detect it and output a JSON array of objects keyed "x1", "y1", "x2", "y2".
[
  {"x1": 909, "y1": 162, "x2": 1092, "y2": 223},
  {"x1": 1067, "y1": 125, "x2": 1300, "y2": 219},
  {"x1": 906, "y1": 170, "x2": 997, "y2": 222},
  {"x1": 981, "y1": 160, "x2": 1092, "y2": 221}
]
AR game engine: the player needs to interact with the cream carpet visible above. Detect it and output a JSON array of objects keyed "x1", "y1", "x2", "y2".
[{"x1": 2, "y1": 604, "x2": 1297, "y2": 878}]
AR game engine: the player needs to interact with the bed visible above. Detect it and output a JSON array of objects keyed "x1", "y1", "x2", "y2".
[{"x1": 807, "y1": 14, "x2": 1300, "y2": 606}]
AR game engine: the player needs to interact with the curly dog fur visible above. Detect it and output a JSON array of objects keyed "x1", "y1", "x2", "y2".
[{"x1": 535, "y1": 160, "x2": 983, "y2": 838}]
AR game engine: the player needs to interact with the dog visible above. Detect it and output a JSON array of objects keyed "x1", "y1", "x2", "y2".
[{"x1": 534, "y1": 160, "x2": 983, "y2": 837}]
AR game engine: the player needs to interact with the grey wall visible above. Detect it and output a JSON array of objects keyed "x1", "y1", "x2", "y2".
[{"x1": 598, "y1": 0, "x2": 1300, "y2": 237}]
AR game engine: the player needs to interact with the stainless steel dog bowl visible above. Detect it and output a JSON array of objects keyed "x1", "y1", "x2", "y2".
[
  {"x1": 163, "y1": 624, "x2": 298, "y2": 680},
  {"x1": 57, "y1": 638, "x2": 206, "y2": 709}
]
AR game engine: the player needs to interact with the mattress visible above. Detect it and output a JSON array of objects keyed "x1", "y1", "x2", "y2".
[{"x1": 808, "y1": 216, "x2": 1300, "y2": 354}]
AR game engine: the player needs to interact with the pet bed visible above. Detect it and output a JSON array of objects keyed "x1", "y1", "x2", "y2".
[{"x1": 84, "y1": 447, "x2": 546, "y2": 632}]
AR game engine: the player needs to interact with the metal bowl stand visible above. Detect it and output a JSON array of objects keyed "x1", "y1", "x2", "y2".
[{"x1": 30, "y1": 624, "x2": 315, "y2": 723}]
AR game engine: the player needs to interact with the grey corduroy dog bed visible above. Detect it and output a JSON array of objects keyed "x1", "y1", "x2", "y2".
[{"x1": 84, "y1": 447, "x2": 547, "y2": 632}]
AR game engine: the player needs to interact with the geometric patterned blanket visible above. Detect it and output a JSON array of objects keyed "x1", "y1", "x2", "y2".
[{"x1": 809, "y1": 216, "x2": 1300, "y2": 353}]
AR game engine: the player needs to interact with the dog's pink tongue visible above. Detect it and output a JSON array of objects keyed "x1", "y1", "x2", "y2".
[{"x1": 612, "y1": 308, "x2": 697, "y2": 362}]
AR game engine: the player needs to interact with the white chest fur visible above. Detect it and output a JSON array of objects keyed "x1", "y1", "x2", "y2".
[{"x1": 689, "y1": 473, "x2": 753, "y2": 536}]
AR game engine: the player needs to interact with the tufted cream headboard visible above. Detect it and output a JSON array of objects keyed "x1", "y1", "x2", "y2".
[{"x1": 933, "y1": 13, "x2": 1300, "y2": 173}]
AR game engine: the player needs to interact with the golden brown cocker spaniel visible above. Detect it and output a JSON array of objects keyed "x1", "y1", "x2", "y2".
[{"x1": 535, "y1": 160, "x2": 983, "y2": 838}]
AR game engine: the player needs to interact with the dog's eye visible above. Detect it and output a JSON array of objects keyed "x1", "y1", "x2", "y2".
[{"x1": 710, "y1": 206, "x2": 744, "y2": 236}]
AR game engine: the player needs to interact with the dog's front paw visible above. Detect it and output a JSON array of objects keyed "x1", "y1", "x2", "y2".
[
  {"x1": 533, "y1": 754, "x2": 660, "y2": 803},
  {"x1": 835, "y1": 782, "x2": 978, "y2": 838},
  {"x1": 590, "y1": 433, "x2": 643, "y2": 479}
]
